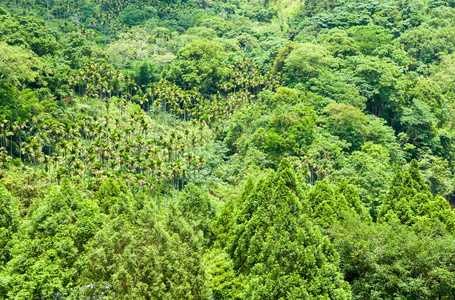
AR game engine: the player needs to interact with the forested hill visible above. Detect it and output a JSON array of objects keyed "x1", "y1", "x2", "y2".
[{"x1": 1, "y1": 0, "x2": 455, "y2": 298}]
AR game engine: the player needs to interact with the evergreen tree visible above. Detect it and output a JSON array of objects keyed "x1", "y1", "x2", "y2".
[
  {"x1": 230, "y1": 159, "x2": 352, "y2": 299},
  {"x1": 307, "y1": 179, "x2": 369, "y2": 227},
  {"x1": 178, "y1": 183, "x2": 215, "y2": 244},
  {"x1": 203, "y1": 248, "x2": 244, "y2": 300},
  {"x1": 2, "y1": 179, "x2": 104, "y2": 299},
  {"x1": 96, "y1": 177, "x2": 131, "y2": 215},
  {"x1": 80, "y1": 204, "x2": 210, "y2": 299},
  {"x1": 378, "y1": 159, "x2": 455, "y2": 233}
]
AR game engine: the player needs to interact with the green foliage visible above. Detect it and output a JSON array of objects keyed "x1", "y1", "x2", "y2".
[
  {"x1": 81, "y1": 204, "x2": 210, "y2": 299},
  {"x1": 398, "y1": 24, "x2": 455, "y2": 64},
  {"x1": 319, "y1": 29, "x2": 360, "y2": 57},
  {"x1": 96, "y1": 178, "x2": 131, "y2": 215},
  {"x1": 307, "y1": 180, "x2": 345, "y2": 226},
  {"x1": 2, "y1": 180, "x2": 104, "y2": 299},
  {"x1": 1, "y1": 1, "x2": 455, "y2": 298},
  {"x1": 407, "y1": 79, "x2": 445, "y2": 125},
  {"x1": 165, "y1": 39, "x2": 229, "y2": 94},
  {"x1": 266, "y1": 86, "x2": 299, "y2": 107},
  {"x1": 300, "y1": 0, "x2": 338, "y2": 17},
  {"x1": 61, "y1": 33, "x2": 106, "y2": 69},
  {"x1": 346, "y1": 25, "x2": 393, "y2": 55},
  {"x1": 106, "y1": 27, "x2": 165, "y2": 68},
  {"x1": 307, "y1": 179, "x2": 369, "y2": 227},
  {"x1": 283, "y1": 42, "x2": 335, "y2": 83},
  {"x1": 332, "y1": 142, "x2": 392, "y2": 203},
  {"x1": 378, "y1": 160, "x2": 455, "y2": 233},
  {"x1": 0, "y1": 83, "x2": 31, "y2": 123},
  {"x1": 204, "y1": 248, "x2": 243, "y2": 300},
  {"x1": 309, "y1": 70, "x2": 367, "y2": 110},
  {"x1": 419, "y1": 153, "x2": 455, "y2": 198},
  {"x1": 272, "y1": 41, "x2": 296, "y2": 73},
  {"x1": 197, "y1": 17, "x2": 232, "y2": 36},
  {"x1": 130, "y1": 59, "x2": 161, "y2": 86},
  {"x1": 332, "y1": 215, "x2": 455, "y2": 299},
  {"x1": 0, "y1": 185, "x2": 19, "y2": 269},
  {"x1": 230, "y1": 160, "x2": 352, "y2": 298},
  {"x1": 120, "y1": 5, "x2": 157, "y2": 26},
  {"x1": 0, "y1": 13, "x2": 58, "y2": 56},
  {"x1": 178, "y1": 183, "x2": 215, "y2": 243},
  {"x1": 0, "y1": 167, "x2": 51, "y2": 213},
  {"x1": 252, "y1": 104, "x2": 316, "y2": 164},
  {"x1": 400, "y1": 99, "x2": 438, "y2": 145},
  {"x1": 350, "y1": 55, "x2": 400, "y2": 119},
  {"x1": 0, "y1": 42, "x2": 42, "y2": 86},
  {"x1": 325, "y1": 103, "x2": 369, "y2": 151},
  {"x1": 335, "y1": 179, "x2": 368, "y2": 217}
]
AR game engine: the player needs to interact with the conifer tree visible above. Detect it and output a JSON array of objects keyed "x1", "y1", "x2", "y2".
[
  {"x1": 307, "y1": 180, "x2": 341, "y2": 227},
  {"x1": 307, "y1": 179, "x2": 369, "y2": 227},
  {"x1": 2, "y1": 179, "x2": 104, "y2": 299},
  {"x1": 178, "y1": 183, "x2": 215, "y2": 244},
  {"x1": 378, "y1": 159, "x2": 455, "y2": 233},
  {"x1": 81, "y1": 204, "x2": 210, "y2": 299},
  {"x1": 230, "y1": 159, "x2": 352, "y2": 299},
  {"x1": 96, "y1": 177, "x2": 131, "y2": 215},
  {"x1": 203, "y1": 248, "x2": 244, "y2": 300},
  {"x1": 335, "y1": 179, "x2": 368, "y2": 218}
]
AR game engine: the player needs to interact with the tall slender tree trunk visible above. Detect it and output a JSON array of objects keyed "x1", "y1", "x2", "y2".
[{"x1": 46, "y1": 0, "x2": 50, "y2": 22}]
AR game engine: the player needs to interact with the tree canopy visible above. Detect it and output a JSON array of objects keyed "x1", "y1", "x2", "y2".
[{"x1": 1, "y1": 0, "x2": 455, "y2": 298}]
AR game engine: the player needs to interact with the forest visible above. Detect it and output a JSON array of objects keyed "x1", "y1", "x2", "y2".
[{"x1": 1, "y1": 0, "x2": 455, "y2": 298}]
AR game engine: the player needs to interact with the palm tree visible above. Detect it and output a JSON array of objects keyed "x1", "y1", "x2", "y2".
[{"x1": 0, "y1": 147, "x2": 12, "y2": 169}]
